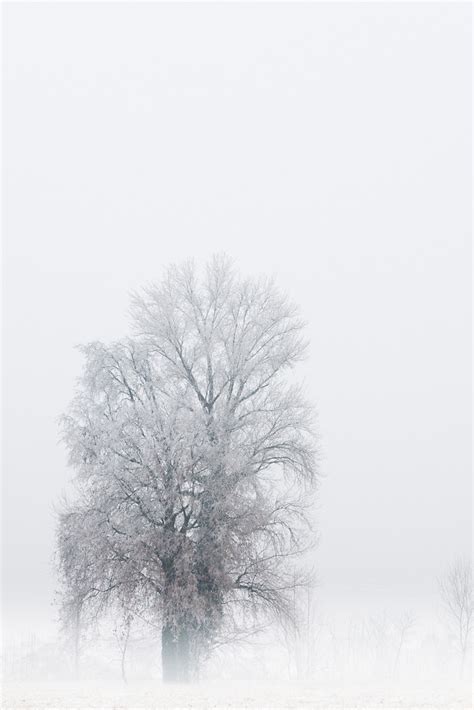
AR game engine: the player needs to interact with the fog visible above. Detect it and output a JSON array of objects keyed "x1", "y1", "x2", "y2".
[{"x1": 2, "y1": 2, "x2": 471, "y2": 707}]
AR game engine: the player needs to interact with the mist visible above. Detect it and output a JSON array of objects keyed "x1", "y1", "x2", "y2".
[{"x1": 2, "y1": 2, "x2": 471, "y2": 707}]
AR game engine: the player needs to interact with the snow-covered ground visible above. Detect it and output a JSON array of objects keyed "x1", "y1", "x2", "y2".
[
  {"x1": 1, "y1": 680, "x2": 471, "y2": 709},
  {"x1": 2, "y1": 611, "x2": 471, "y2": 709}
]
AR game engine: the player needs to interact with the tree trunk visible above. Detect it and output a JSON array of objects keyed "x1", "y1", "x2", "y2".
[
  {"x1": 161, "y1": 548, "x2": 193, "y2": 683},
  {"x1": 162, "y1": 622, "x2": 191, "y2": 683}
]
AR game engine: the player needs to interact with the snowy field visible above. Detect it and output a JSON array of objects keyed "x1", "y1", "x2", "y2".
[{"x1": 1, "y1": 680, "x2": 471, "y2": 710}]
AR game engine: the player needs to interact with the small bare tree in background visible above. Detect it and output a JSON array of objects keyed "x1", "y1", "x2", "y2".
[
  {"x1": 392, "y1": 612, "x2": 415, "y2": 678},
  {"x1": 438, "y1": 557, "x2": 473, "y2": 677},
  {"x1": 281, "y1": 580, "x2": 318, "y2": 680},
  {"x1": 113, "y1": 611, "x2": 132, "y2": 684}
]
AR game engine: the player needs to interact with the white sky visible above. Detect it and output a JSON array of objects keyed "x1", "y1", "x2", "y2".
[{"x1": 2, "y1": 2, "x2": 471, "y2": 638}]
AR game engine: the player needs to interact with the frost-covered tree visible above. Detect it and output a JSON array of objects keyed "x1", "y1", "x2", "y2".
[{"x1": 57, "y1": 256, "x2": 317, "y2": 682}]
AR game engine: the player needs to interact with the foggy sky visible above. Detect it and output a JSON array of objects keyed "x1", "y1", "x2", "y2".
[{"x1": 2, "y1": 2, "x2": 471, "y2": 637}]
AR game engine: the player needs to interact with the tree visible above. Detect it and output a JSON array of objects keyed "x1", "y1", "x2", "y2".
[
  {"x1": 392, "y1": 612, "x2": 415, "y2": 679},
  {"x1": 113, "y1": 610, "x2": 132, "y2": 684},
  {"x1": 438, "y1": 557, "x2": 473, "y2": 677},
  {"x1": 57, "y1": 256, "x2": 317, "y2": 682},
  {"x1": 279, "y1": 579, "x2": 319, "y2": 681}
]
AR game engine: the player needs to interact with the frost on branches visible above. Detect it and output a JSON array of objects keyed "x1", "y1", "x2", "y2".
[{"x1": 56, "y1": 257, "x2": 318, "y2": 682}]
